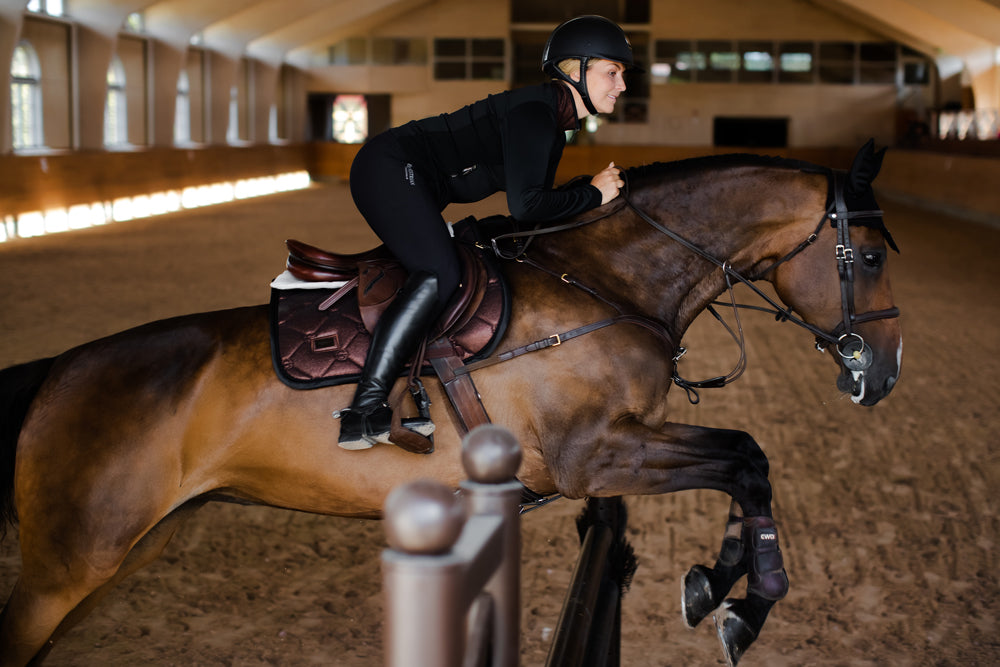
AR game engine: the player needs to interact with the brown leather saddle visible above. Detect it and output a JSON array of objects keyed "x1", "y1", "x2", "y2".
[{"x1": 268, "y1": 218, "x2": 511, "y2": 448}]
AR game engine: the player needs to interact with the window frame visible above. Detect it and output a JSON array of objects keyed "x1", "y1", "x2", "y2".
[
  {"x1": 11, "y1": 41, "x2": 44, "y2": 150},
  {"x1": 104, "y1": 55, "x2": 128, "y2": 147},
  {"x1": 371, "y1": 37, "x2": 428, "y2": 66},
  {"x1": 858, "y1": 42, "x2": 897, "y2": 85},
  {"x1": 124, "y1": 12, "x2": 145, "y2": 34},
  {"x1": 433, "y1": 38, "x2": 506, "y2": 81},
  {"x1": 328, "y1": 38, "x2": 367, "y2": 66},
  {"x1": 778, "y1": 42, "x2": 815, "y2": 84},
  {"x1": 226, "y1": 85, "x2": 238, "y2": 144},
  {"x1": 26, "y1": 0, "x2": 63, "y2": 17},
  {"x1": 174, "y1": 69, "x2": 191, "y2": 144},
  {"x1": 652, "y1": 38, "x2": 925, "y2": 87},
  {"x1": 737, "y1": 40, "x2": 775, "y2": 84}
]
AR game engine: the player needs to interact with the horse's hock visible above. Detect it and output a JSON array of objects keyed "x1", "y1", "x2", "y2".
[{"x1": 381, "y1": 425, "x2": 634, "y2": 667}]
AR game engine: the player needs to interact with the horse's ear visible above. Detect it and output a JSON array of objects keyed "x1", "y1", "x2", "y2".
[
  {"x1": 847, "y1": 138, "x2": 887, "y2": 194},
  {"x1": 845, "y1": 139, "x2": 898, "y2": 253}
]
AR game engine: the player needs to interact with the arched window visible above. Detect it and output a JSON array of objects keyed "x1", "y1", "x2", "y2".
[
  {"x1": 226, "y1": 85, "x2": 238, "y2": 143},
  {"x1": 26, "y1": 0, "x2": 63, "y2": 17},
  {"x1": 11, "y1": 42, "x2": 43, "y2": 150},
  {"x1": 104, "y1": 55, "x2": 127, "y2": 146},
  {"x1": 174, "y1": 70, "x2": 190, "y2": 143},
  {"x1": 124, "y1": 12, "x2": 144, "y2": 33},
  {"x1": 268, "y1": 104, "x2": 278, "y2": 142}
]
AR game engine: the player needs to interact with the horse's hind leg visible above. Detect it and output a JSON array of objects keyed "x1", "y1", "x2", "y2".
[{"x1": 0, "y1": 501, "x2": 205, "y2": 667}]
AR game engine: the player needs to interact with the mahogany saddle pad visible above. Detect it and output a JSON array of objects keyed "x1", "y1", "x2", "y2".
[{"x1": 268, "y1": 218, "x2": 511, "y2": 390}]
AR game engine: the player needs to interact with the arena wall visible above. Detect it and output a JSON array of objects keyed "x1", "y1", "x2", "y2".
[
  {"x1": 0, "y1": 145, "x2": 309, "y2": 215},
  {"x1": 308, "y1": 142, "x2": 1000, "y2": 226},
  {"x1": 3, "y1": 142, "x2": 995, "y2": 227}
]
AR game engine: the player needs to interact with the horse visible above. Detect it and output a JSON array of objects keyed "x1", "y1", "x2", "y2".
[{"x1": 0, "y1": 140, "x2": 901, "y2": 666}]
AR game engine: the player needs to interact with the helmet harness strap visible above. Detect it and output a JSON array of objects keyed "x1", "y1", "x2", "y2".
[
  {"x1": 571, "y1": 56, "x2": 598, "y2": 116},
  {"x1": 550, "y1": 56, "x2": 598, "y2": 117}
]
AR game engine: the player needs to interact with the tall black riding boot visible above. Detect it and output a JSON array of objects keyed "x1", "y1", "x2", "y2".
[{"x1": 336, "y1": 271, "x2": 440, "y2": 450}]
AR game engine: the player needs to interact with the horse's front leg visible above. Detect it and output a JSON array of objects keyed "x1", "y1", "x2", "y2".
[
  {"x1": 682, "y1": 500, "x2": 788, "y2": 667},
  {"x1": 550, "y1": 418, "x2": 787, "y2": 666}
]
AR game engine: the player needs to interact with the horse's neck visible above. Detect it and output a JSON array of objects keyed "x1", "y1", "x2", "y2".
[
  {"x1": 528, "y1": 213, "x2": 723, "y2": 337},
  {"x1": 533, "y1": 168, "x2": 825, "y2": 336}
]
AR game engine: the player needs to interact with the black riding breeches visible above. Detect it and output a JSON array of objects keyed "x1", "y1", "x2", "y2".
[{"x1": 349, "y1": 132, "x2": 461, "y2": 309}]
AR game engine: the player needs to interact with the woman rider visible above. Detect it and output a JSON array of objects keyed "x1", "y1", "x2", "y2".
[{"x1": 338, "y1": 15, "x2": 636, "y2": 450}]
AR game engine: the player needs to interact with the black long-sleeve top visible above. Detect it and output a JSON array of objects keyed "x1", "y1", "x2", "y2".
[{"x1": 390, "y1": 82, "x2": 602, "y2": 221}]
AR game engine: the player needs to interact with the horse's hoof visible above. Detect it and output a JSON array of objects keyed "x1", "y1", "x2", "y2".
[
  {"x1": 681, "y1": 564, "x2": 718, "y2": 629},
  {"x1": 713, "y1": 599, "x2": 759, "y2": 667}
]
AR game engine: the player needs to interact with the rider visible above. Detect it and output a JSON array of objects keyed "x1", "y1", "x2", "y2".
[{"x1": 338, "y1": 15, "x2": 635, "y2": 450}]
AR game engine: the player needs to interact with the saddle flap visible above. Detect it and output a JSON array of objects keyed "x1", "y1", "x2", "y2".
[
  {"x1": 428, "y1": 244, "x2": 488, "y2": 341},
  {"x1": 358, "y1": 259, "x2": 407, "y2": 333}
]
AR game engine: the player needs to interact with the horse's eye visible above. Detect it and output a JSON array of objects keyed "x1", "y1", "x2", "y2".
[{"x1": 862, "y1": 251, "x2": 882, "y2": 267}]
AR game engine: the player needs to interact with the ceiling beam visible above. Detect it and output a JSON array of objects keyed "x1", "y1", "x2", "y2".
[
  {"x1": 819, "y1": 0, "x2": 998, "y2": 106},
  {"x1": 280, "y1": 0, "x2": 432, "y2": 67},
  {"x1": 144, "y1": 0, "x2": 261, "y2": 50}
]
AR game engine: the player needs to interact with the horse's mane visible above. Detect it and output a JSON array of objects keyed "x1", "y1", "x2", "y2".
[
  {"x1": 621, "y1": 151, "x2": 898, "y2": 252},
  {"x1": 624, "y1": 153, "x2": 830, "y2": 184}
]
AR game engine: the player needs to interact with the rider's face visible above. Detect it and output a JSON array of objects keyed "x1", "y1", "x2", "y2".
[{"x1": 584, "y1": 60, "x2": 627, "y2": 115}]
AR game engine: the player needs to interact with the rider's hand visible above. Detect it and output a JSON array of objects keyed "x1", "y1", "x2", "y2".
[{"x1": 590, "y1": 162, "x2": 623, "y2": 205}]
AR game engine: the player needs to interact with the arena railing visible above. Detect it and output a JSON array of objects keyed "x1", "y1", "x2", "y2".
[{"x1": 381, "y1": 424, "x2": 635, "y2": 667}]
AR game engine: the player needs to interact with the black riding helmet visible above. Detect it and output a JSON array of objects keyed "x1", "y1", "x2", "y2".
[{"x1": 541, "y1": 15, "x2": 635, "y2": 116}]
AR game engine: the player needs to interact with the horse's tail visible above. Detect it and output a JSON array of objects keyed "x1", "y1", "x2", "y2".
[{"x1": 0, "y1": 357, "x2": 54, "y2": 539}]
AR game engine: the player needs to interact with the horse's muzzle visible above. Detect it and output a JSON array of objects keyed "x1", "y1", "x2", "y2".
[
  {"x1": 837, "y1": 368, "x2": 865, "y2": 402},
  {"x1": 837, "y1": 365, "x2": 897, "y2": 406}
]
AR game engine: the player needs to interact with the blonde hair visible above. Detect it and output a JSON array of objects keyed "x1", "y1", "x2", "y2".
[{"x1": 556, "y1": 58, "x2": 590, "y2": 78}]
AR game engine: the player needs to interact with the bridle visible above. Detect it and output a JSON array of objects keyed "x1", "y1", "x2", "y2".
[
  {"x1": 487, "y1": 167, "x2": 900, "y2": 402},
  {"x1": 812, "y1": 172, "x2": 901, "y2": 364},
  {"x1": 620, "y1": 169, "x2": 899, "y2": 400}
]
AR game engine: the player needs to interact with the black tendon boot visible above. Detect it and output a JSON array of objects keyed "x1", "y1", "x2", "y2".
[{"x1": 336, "y1": 271, "x2": 440, "y2": 450}]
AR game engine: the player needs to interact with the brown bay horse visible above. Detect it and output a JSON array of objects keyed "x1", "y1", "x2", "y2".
[{"x1": 0, "y1": 142, "x2": 901, "y2": 666}]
